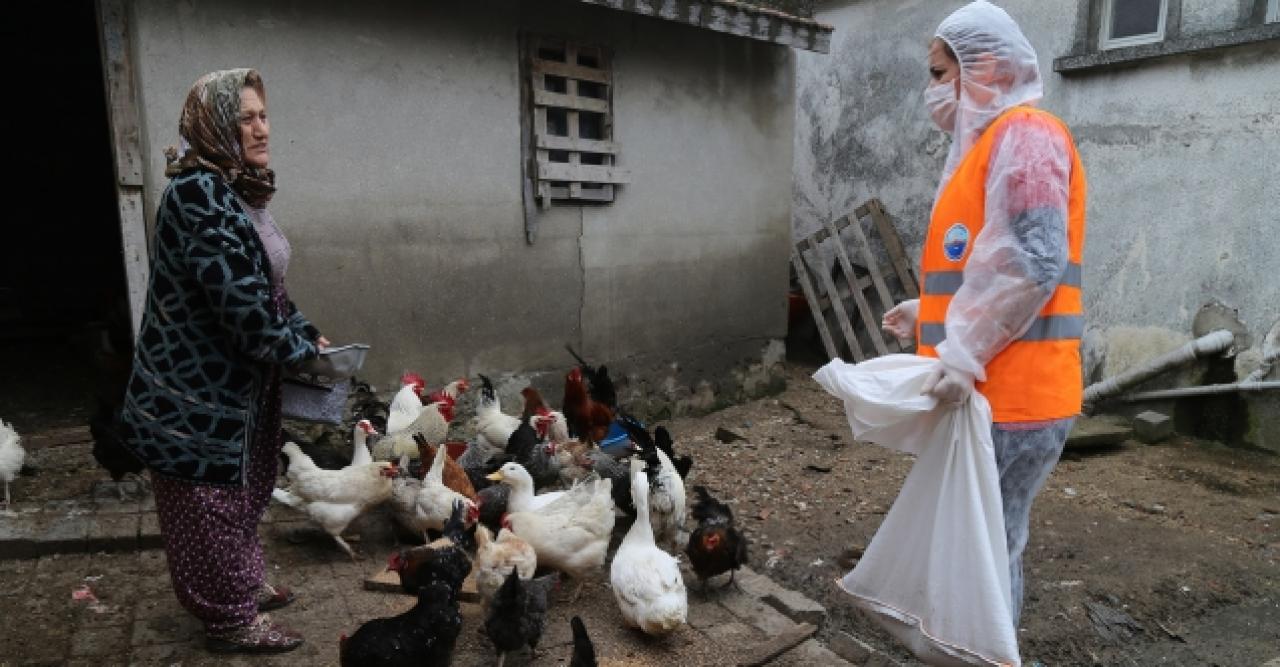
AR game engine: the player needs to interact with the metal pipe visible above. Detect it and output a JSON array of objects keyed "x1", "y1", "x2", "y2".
[
  {"x1": 1083, "y1": 329, "x2": 1235, "y2": 407},
  {"x1": 1120, "y1": 381, "x2": 1280, "y2": 402}
]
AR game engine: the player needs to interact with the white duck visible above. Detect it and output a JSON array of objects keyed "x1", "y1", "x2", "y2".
[
  {"x1": 487, "y1": 462, "x2": 564, "y2": 513},
  {"x1": 504, "y1": 475, "x2": 615, "y2": 601},
  {"x1": 350, "y1": 419, "x2": 377, "y2": 466},
  {"x1": 610, "y1": 459, "x2": 688, "y2": 635},
  {"x1": 0, "y1": 419, "x2": 25, "y2": 509}
]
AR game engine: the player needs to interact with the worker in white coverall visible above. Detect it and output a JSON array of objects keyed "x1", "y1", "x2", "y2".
[{"x1": 882, "y1": 1, "x2": 1088, "y2": 629}]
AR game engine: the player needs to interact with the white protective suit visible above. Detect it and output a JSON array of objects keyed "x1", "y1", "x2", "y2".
[
  {"x1": 929, "y1": 0, "x2": 1073, "y2": 384},
  {"x1": 916, "y1": 1, "x2": 1078, "y2": 629}
]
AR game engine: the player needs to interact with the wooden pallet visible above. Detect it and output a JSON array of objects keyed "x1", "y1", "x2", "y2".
[{"x1": 791, "y1": 199, "x2": 919, "y2": 362}]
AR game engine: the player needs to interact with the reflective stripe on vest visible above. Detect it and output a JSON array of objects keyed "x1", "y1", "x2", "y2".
[
  {"x1": 923, "y1": 262, "x2": 1082, "y2": 296},
  {"x1": 919, "y1": 314, "x2": 1085, "y2": 347}
]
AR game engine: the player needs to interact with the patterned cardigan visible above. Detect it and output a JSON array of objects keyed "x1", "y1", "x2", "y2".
[{"x1": 120, "y1": 169, "x2": 319, "y2": 485}]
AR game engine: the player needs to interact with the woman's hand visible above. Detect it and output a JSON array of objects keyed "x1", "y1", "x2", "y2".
[{"x1": 316, "y1": 336, "x2": 330, "y2": 351}]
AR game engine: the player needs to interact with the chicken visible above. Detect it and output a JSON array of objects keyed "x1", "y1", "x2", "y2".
[
  {"x1": 618, "y1": 417, "x2": 684, "y2": 546},
  {"x1": 385, "y1": 380, "x2": 425, "y2": 434},
  {"x1": 620, "y1": 421, "x2": 687, "y2": 551},
  {"x1": 339, "y1": 579, "x2": 461, "y2": 667},
  {"x1": 609, "y1": 460, "x2": 688, "y2": 635},
  {"x1": 424, "y1": 377, "x2": 469, "y2": 408},
  {"x1": 411, "y1": 441, "x2": 479, "y2": 537},
  {"x1": 413, "y1": 434, "x2": 476, "y2": 500},
  {"x1": 685, "y1": 485, "x2": 749, "y2": 590},
  {"x1": 504, "y1": 475, "x2": 615, "y2": 601},
  {"x1": 484, "y1": 569, "x2": 559, "y2": 667},
  {"x1": 562, "y1": 367, "x2": 614, "y2": 444},
  {"x1": 565, "y1": 344, "x2": 618, "y2": 410},
  {"x1": 389, "y1": 500, "x2": 473, "y2": 595},
  {"x1": 368, "y1": 401, "x2": 453, "y2": 461},
  {"x1": 520, "y1": 386, "x2": 552, "y2": 424},
  {"x1": 487, "y1": 462, "x2": 565, "y2": 513},
  {"x1": 536, "y1": 412, "x2": 592, "y2": 487},
  {"x1": 475, "y1": 524, "x2": 538, "y2": 605},
  {"x1": 655, "y1": 426, "x2": 694, "y2": 481},
  {"x1": 475, "y1": 374, "x2": 522, "y2": 450},
  {"x1": 351, "y1": 419, "x2": 377, "y2": 466},
  {"x1": 507, "y1": 417, "x2": 561, "y2": 491},
  {"x1": 1, "y1": 419, "x2": 25, "y2": 509},
  {"x1": 272, "y1": 442, "x2": 398, "y2": 559},
  {"x1": 569, "y1": 616, "x2": 597, "y2": 667},
  {"x1": 476, "y1": 483, "x2": 511, "y2": 535},
  {"x1": 457, "y1": 439, "x2": 503, "y2": 491}
]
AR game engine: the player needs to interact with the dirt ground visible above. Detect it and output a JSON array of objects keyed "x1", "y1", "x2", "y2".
[
  {"x1": 3, "y1": 361, "x2": 1279, "y2": 666},
  {"x1": 673, "y1": 364, "x2": 1280, "y2": 666}
]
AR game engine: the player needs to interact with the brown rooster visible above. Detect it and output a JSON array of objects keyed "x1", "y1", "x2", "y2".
[
  {"x1": 413, "y1": 434, "x2": 477, "y2": 501},
  {"x1": 562, "y1": 367, "x2": 613, "y2": 445}
]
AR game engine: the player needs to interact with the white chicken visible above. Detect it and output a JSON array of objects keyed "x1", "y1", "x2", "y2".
[
  {"x1": 610, "y1": 459, "x2": 688, "y2": 635},
  {"x1": 1, "y1": 419, "x2": 25, "y2": 509},
  {"x1": 504, "y1": 475, "x2": 615, "y2": 601},
  {"x1": 648, "y1": 447, "x2": 687, "y2": 553},
  {"x1": 385, "y1": 381, "x2": 425, "y2": 434},
  {"x1": 272, "y1": 442, "x2": 398, "y2": 559},
  {"x1": 369, "y1": 401, "x2": 452, "y2": 461},
  {"x1": 474, "y1": 524, "x2": 538, "y2": 606},
  {"x1": 475, "y1": 374, "x2": 521, "y2": 450},
  {"x1": 487, "y1": 462, "x2": 564, "y2": 513},
  {"x1": 411, "y1": 442, "x2": 479, "y2": 536}
]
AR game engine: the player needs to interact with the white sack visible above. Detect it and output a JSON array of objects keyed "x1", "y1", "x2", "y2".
[{"x1": 813, "y1": 354, "x2": 1019, "y2": 667}]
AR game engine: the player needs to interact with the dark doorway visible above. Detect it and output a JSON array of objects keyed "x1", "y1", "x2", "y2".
[{"x1": 1, "y1": 0, "x2": 130, "y2": 434}]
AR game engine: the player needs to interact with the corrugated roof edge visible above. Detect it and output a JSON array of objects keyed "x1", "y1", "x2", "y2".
[{"x1": 578, "y1": 0, "x2": 834, "y2": 53}]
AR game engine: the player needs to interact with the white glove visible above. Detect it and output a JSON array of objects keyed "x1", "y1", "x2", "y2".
[
  {"x1": 881, "y1": 299, "x2": 920, "y2": 343},
  {"x1": 920, "y1": 362, "x2": 975, "y2": 407}
]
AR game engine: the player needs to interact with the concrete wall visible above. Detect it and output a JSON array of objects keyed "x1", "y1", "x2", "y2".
[
  {"x1": 126, "y1": 0, "x2": 793, "y2": 412},
  {"x1": 795, "y1": 0, "x2": 1280, "y2": 449}
]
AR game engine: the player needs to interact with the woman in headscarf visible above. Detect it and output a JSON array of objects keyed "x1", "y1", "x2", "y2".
[
  {"x1": 882, "y1": 1, "x2": 1088, "y2": 630},
  {"x1": 120, "y1": 68, "x2": 327, "y2": 653}
]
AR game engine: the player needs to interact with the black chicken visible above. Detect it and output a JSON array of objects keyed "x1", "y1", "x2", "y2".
[
  {"x1": 483, "y1": 569, "x2": 559, "y2": 667},
  {"x1": 654, "y1": 425, "x2": 693, "y2": 480},
  {"x1": 338, "y1": 579, "x2": 461, "y2": 667},
  {"x1": 685, "y1": 485, "x2": 749, "y2": 590},
  {"x1": 475, "y1": 483, "x2": 510, "y2": 536},
  {"x1": 569, "y1": 616, "x2": 597, "y2": 667},
  {"x1": 389, "y1": 501, "x2": 472, "y2": 595},
  {"x1": 565, "y1": 344, "x2": 617, "y2": 410}
]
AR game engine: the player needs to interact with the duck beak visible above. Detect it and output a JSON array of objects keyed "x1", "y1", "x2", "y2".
[{"x1": 486, "y1": 471, "x2": 504, "y2": 482}]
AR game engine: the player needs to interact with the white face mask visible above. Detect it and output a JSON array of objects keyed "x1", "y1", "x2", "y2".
[{"x1": 924, "y1": 81, "x2": 958, "y2": 133}]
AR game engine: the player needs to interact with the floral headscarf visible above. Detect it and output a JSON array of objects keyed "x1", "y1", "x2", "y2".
[{"x1": 165, "y1": 68, "x2": 276, "y2": 208}]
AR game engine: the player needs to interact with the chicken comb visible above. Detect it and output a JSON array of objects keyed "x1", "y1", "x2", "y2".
[{"x1": 400, "y1": 371, "x2": 426, "y2": 391}]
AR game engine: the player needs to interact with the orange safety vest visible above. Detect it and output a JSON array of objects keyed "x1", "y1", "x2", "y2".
[{"x1": 916, "y1": 107, "x2": 1087, "y2": 423}]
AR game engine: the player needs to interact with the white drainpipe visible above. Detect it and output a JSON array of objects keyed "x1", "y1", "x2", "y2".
[{"x1": 1083, "y1": 329, "x2": 1236, "y2": 409}]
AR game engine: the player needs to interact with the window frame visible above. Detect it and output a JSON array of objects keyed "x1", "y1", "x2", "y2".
[
  {"x1": 1099, "y1": 0, "x2": 1169, "y2": 50},
  {"x1": 1268, "y1": 0, "x2": 1279, "y2": 23}
]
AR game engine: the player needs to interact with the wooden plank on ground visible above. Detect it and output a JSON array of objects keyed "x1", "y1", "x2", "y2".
[
  {"x1": 791, "y1": 251, "x2": 838, "y2": 360},
  {"x1": 868, "y1": 199, "x2": 919, "y2": 298},
  {"x1": 823, "y1": 219, "x2": 889, "y2": 356},
  {"x1": 805, "y1": 238, "x2": 865, "y2": 362},
  {"x1": 737, "y1": 623, "x2": 818, "y2": 667}
]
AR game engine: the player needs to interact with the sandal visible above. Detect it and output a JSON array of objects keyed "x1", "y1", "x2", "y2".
[
  {"x1": 206, "y1": 614, "x2": 304, "y2": 654},
  {"x1": 257, "y1": 582, "x2": 296, "y2": 611}
]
